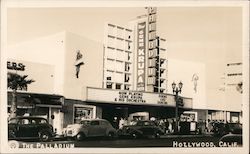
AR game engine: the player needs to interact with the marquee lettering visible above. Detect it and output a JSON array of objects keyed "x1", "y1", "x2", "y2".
[{"x1": 137, "y1": 22, "x2": 146, "y2": 91}]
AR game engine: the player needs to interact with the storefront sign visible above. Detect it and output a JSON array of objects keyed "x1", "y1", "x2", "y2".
[
  {"x1": 87, "y1": 87, "x2": 193, "y2": 109},
  {"x1": 7, "y1": 61, "x2": 25, "y2": 71},
  {"x1": 137, "y1": 22, "x2": 146, "y2": 91}
]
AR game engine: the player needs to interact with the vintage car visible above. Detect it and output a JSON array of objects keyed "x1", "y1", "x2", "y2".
[
  {"x1": 118, "y1": 120, "x2": 165, "y2": 139},
  {"x1": 63, "y1": 119, "x2": 117, "y2": 141},
  {"x1": 224, "y1": 123, "x2": 242, "y2": 134},
  {"x1": 219, "y1": 134, "x2": 242, "y2": 146},
  {"x1": 211, "y1": 122, "x2": 242, "y2": 136},
  {"x1": 8, "y1": 116, "x2": 55, "y2": 142}
]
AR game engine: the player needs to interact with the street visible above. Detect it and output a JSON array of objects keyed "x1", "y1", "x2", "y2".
[{"x1": 10, "y1": 134, "x2": 241, "y2": 149}]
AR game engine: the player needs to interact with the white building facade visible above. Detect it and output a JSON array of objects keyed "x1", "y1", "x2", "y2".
[{"x1": 7, "y1": 7, "x2": 242, "y2": 135}]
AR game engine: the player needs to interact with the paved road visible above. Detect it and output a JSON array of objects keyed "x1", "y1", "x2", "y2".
[
  {"x1": 73, "y1": 135, "x2": 221, "y2": 148},
  {"x1": 11, "y1": 135, "x2": 237, "y2": 149}
]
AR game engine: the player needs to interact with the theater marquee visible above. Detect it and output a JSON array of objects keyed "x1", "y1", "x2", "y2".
[{"x1": 86, "y1": 87, "x2": 193, "y2": 108}]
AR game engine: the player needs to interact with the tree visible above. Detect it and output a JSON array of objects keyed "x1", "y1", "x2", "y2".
[{"x1": 7, "y1": 72, "x2": 34, "y2": 118}]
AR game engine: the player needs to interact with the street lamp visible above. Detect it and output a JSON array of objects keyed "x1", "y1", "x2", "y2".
[{"x1": 172, "y1": 81, "x2": 183, "y2": 133}]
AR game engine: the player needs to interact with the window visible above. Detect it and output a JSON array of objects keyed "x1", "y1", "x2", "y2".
[
  {"x1": 125, "y1": 74, "x2": 130, "y2": 82},
  {"x1": 100, "y1": 121, "x2": 109, "y2": 126},
  {"x1": 31, "y1": 119, "x2": 37, "y2": 124},
  {"x1": 20, "y1": 119, "x2": 30, "y2": 125},
  {"x1": 160, "y1": 89, "x2": 165, "y2": 93},
  {"x1": 127, "y1": 42, "x2": 131, "y2": 50},
  {"x1": 154, "y1": 87, "x2": 158, "y2": 93},
  {"x1": 74, "y1": 107, "x2": 93, "y2": 123},
  {"x1": 8, "y1": 118, "x2": 18, "y2": 124},
  {"x1": 39, "y1": 119, "x2": 47, "y2": 124},
  {"x1": 116, "y1": 84, "x2": 121, "y2": 89},
  {"x1": 124, "y1": 85, "x2": 130, "y2": 90},
  {"x1": 125, "y1": 63, "x2": 130, "y2": 71},
  {"x1": 106, "y1": 82, "x2": 112, "y2": 89},
  {"x1": 80, "y1": 120, "x2": 90, "y2": 125},
  {"x1": 160, "y1": 69, "x2": 165, "y2": 76},
  {"x1": 91, "y1": 121, "x2": 99, "y2": 126},
  {"x1": 107, "y1": 76, "x2": 112, "y2": 80},
  {"x1": 127, "y1": 53, "x2": 131, "y2": 61}
]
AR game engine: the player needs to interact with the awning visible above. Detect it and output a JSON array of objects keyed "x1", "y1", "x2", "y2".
[{"x1": 7, "y1": 91, "x2": 64, "y2": 108}]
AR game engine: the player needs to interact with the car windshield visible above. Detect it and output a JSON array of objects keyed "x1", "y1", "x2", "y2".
[{"x1": 79, "y1": 120, "x2": 91, "y2": 125}]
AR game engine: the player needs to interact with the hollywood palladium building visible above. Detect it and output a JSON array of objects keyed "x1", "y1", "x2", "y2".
[{"x1": 7, "y1": 7, "x2": 241, "y2": 135}]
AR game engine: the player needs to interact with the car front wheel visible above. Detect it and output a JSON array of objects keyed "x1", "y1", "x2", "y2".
[
  {"x1": 153, "y1": 132, "x2": 160, "y2": 138},
  {"x1": 75, "y1": 132, "x2": 85, "y2": 141},
  {"x1": 131, "y1": 132, "x2": 139, "y2": 139},
  {"x1": 107, "y1": 131, "x2": 116, "y2": 139},
  {"x1": 39, "y1": 131, "x2": 51, "y2": 142}
]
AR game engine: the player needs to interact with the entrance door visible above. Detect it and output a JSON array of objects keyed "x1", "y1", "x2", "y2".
[{"x1": 51, "y1": 108, "x2": 63, "y2": 135}]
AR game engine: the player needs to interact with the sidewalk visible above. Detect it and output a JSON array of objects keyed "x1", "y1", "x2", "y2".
[{"x1": 159, "y1": 133, "x2": 214, "y2": 138}]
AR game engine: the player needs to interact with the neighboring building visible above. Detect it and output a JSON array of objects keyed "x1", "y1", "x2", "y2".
[
  {"x1": 209, "y1": 62, "x2": 242, "y2": 123},
  {"x1": 167, "y1": 58, "x2": 207, "y2": 121}
]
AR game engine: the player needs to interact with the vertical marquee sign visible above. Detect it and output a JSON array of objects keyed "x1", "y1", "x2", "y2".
[
  {"x1": 137, "y1": 22, "x2": 146, "y2": 91},
  {"x1": 147, "y1": 7, "x2": 158, "y2": 91}
]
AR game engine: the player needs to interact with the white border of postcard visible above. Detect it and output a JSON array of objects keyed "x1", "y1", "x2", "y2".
[{"x1": 1, "y1": 0, "x2": 249, "y2": 154}]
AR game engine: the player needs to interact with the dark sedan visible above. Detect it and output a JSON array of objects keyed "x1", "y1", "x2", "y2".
[
  {"x1": 118, "y1": 120, "x2": 165, "y2": 139},
  {"x1": 8, "y1": 116, "x2": 55, "y2": 142}
]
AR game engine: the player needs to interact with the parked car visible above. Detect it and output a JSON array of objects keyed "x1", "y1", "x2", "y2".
[
  {"x1": 8, "y1": 116, "x2": 55, "y2": 142},
  {"x1": 118, "y1": 120, "x2": 165, "y2": 139},
  {"x1": 224, "y1": 123, "x2": 242, "y2": 134},
  {"x1": 63, "y1": 119, "x2": 117, "y2": 141},
  {"x1": 211, "y1": 122, "x2": 242, "y2": 136},
  {"x1": 219, "y1": 134, "x2": 242, "y2": 146}
]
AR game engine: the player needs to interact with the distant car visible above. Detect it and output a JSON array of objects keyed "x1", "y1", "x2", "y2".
[
  {"x1": 224, "y1": 123, "x2": 242, "y2": 134},
  {"x1": 118, "y1": 120, "x2": 165, "y2": 139},
  {"x1": 8, "y1": 116, "x2": 55, "y2": 142},
  {"x1": 212, "y1": 122, "x2": 242, "y2": 136},
  {"x1": 63, "y1": 119, "x2": 117, "y2": 141},
  {"x1": 219, "y1": 134, "x2": 242, "y2": 146}
]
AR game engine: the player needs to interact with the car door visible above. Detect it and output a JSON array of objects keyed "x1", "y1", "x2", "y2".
[
  {"x1": 17, "y1": 118, "x2": 35, "y2": 138},
  {"x1": 8, "y1": 118, "x2": 19, "y2": 138},
  {"x1": 88, "y1": 120, "x2": 101, "y2": 137},
  {"x1": 140, "y1": 121, "x2": 155, "y2": 135},
  {"x1": 100, "y1": 120, "x2": 110, "y2": 136}
]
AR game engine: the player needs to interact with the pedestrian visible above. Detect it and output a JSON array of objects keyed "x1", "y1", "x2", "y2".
[
  {"x1": 168, "y1": 119, "x2": 173, "y2": 133},
  {"x1": 113, "y1": 117, "x2": 119, "y2": 129},
  {"x1": 164, "y1": 119, "x2": 169, "y2": 134},
  {"x1": 119, "y1": 118, "x2": 125, "y2": 129}
]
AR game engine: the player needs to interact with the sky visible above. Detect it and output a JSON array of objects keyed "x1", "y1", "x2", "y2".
[{"x1": 7, "y1": 6, "x2": 243, "y2": 110}]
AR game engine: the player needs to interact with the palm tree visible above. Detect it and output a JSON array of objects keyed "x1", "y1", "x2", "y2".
[{"x1": 7, "y1": 72, "x2": 35, "y2": 118}]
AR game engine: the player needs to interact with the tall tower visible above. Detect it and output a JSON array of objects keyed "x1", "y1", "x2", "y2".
[
  {"x1": 130, "y1": 7, "x2": 168, "y2": 93},
  {"x1": 103, "y1": 7, "x2": 168, "y2": 94}
]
